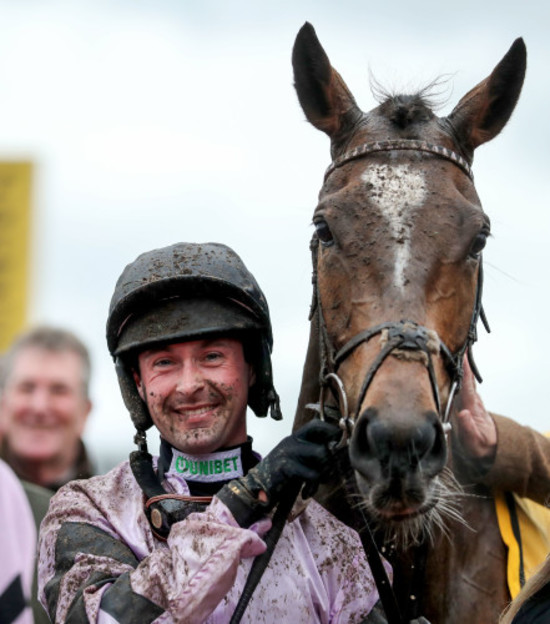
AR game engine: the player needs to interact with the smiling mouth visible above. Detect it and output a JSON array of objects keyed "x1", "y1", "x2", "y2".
[
  {"x1": 19, "y1": 422, "x2": 59, "y2": 431},
  {"x1": 174, "y1": 404, "x2": 219, "y2": 419}
]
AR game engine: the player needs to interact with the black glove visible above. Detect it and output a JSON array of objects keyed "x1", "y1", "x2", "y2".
[{"x1": 217, "y1": 420, "x2": 340, "y2": 527}]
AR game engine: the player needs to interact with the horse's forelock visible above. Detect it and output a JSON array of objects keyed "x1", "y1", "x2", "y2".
[
  {"x1": 369, "y1": 74, "x2": 453, "y2": 129},
  {"x1": 383, "y1": 96, "x2": 435, "y2": 129}
]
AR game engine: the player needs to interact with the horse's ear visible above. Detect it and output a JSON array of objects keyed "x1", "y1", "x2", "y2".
[
  {"x1": 448, "y1": 38, "x2": 526, "y2": 152},
  {"x1": 292, "y1": 22, "x2": 362, "y2": 138}
]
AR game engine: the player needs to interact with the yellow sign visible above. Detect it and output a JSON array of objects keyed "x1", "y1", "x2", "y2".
[{"x1": 0, "y1": 162, "x2": 32, "y2": 352}]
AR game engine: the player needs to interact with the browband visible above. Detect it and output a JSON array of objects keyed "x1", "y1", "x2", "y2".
[{"x1": 324, "y1": 139, "x2": 473, "y2": 181}]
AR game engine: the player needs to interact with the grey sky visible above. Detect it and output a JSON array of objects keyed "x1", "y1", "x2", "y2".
[{"x1": 0, "y1": 1, "x2": 547, "y2": 469}]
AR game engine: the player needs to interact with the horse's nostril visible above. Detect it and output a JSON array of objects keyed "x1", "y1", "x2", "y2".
[
  {"x1": 349, "y1": 408, "x2": 377, "y2": 459},
  {"x1": 407, "y1": 420, "x2": 438, "y2": 463}
]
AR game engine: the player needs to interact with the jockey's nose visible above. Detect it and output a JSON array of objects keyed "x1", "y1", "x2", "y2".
[{"x1": 175, "y1": 362, "x2": 206, "y2": 397}]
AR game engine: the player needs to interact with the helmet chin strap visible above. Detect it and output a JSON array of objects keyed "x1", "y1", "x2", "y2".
[
  {"x1": 134, "y1": 429, "x2": 149, "y2": 453},
  {"x1": 129, "y1": 448, "x2": 211, "y2": 540}
]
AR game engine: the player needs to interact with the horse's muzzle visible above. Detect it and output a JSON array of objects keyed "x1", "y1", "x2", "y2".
[{"x1": 349, "y1": 407, "x2": 448, "y2": 498}]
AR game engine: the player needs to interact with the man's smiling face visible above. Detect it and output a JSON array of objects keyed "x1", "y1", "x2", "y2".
[
  {"x1": 134, "y1": 338, "x2": 254, "y2": 454},
  {"x1": 0, "y1": 346, "x2": 91, "y2": 475}
]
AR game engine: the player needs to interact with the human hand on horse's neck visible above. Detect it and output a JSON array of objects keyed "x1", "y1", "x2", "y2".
[{"x1": 454, "y1": 356, "x2": 497, "y2": 464}]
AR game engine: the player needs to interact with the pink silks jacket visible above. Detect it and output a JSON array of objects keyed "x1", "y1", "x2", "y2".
[
  {"x1": 0, "y1": 459, "x2": 36, "y2": 624},
  {"x1": 38, "y1": 456, "x2": 385, "y2": 623}
]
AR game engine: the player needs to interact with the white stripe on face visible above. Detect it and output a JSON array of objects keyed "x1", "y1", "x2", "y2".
[{"x1": 361, "y1": 164, "x2": 427, "y2": 291}]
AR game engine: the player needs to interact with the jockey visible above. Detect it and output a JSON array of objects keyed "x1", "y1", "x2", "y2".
[{"x1": 37, "y1": 242, "x2": 390, "y2": 624}]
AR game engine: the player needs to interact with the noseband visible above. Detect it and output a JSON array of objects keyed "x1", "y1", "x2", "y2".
[{"x1": 311, "y1": 139, "x2": 489, "y2": 445}]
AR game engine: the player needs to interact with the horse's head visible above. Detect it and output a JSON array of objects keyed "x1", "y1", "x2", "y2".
[{"x1": 292, "y1": 23, "x2": 526, "y2": 541}]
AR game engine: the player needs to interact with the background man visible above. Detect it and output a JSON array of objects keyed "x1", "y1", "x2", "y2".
[{"x1": 0, "y1": 326, "x2": 94, "y2": 490}]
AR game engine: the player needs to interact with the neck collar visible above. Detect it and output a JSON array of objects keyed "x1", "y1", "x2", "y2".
[{"x1": 157, "y1": 437, "x2": 260, "y2": 496}]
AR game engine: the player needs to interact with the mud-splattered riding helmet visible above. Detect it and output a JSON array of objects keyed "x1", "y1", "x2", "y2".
[{"x1": 106, "y1": 242, "x2": 282, "y2": 444}]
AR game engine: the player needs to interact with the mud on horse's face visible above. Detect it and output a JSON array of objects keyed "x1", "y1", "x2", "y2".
[{"x1": 292, "y1": 22, "x2": 526, "y2": 538}]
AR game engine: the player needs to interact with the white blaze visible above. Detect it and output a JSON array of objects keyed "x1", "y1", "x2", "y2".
[{"x1": 361, "y1": 164, "x2": 427, "y2": 291}]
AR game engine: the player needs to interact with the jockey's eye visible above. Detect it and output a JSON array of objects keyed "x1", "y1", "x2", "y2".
[
  {"x1": 469, "y1": 229, "x2": 489, "y2": 258},
  {"x1": 314, "y1": 219, "x2": 334, "y2": 246}
]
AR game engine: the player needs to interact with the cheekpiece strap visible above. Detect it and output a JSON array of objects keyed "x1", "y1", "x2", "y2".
[{"x1": 324, "y1": 139, "x2": 473, "y2": 181}]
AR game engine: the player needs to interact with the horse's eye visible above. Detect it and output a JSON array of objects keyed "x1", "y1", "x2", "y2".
[
  {"x1": 314, "y1": 219, "x2": 334, "y2": 246},
  {"x1": 469, "y1": 230, "x2": 489, "y2": 257}
]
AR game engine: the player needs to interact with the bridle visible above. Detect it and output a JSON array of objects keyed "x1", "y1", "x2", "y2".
[
  {"x1": 310, "y1": 139, "x2": 489, "y2": 624},
  {"x1": 311, "y1": 139, "x2": 489, "y2": 445}
]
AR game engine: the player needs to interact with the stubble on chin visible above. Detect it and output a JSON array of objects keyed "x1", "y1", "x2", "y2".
[{"x1": 167, "y1": 408, "x2": 229, "y2": 453}]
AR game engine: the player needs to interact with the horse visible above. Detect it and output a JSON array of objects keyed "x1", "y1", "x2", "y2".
[{"x1": 291, "y1": 23, "x2": 526, "y2": 624}]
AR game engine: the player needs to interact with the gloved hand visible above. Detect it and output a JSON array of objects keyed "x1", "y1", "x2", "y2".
[{"x1": 217, "y1": 419, "x2": 341, "y2": 527}]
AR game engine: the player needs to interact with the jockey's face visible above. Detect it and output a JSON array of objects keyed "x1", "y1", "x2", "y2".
[{"x1": 134, "y1": 338, "x2": 255, "y2": 454}]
